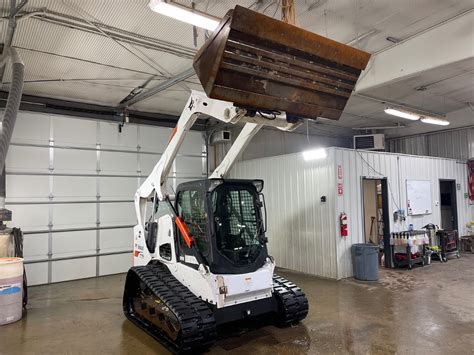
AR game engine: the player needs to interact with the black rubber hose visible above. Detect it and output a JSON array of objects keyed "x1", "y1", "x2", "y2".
[
  {"x1": 0, "y1": 48, "x2": 24, "y2": 172},
  {"x1": 12, "y1": 227, "x2": 28, "y2": 308}
]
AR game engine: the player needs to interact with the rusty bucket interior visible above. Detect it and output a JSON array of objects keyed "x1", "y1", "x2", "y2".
[{"x1": 193, "y1": 5, "x2": 370, "y2": 120}]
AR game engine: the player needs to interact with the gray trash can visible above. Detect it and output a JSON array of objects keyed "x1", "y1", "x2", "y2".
[{"x1": 351, "y1": 243, "x2": 379, "y2": 281}]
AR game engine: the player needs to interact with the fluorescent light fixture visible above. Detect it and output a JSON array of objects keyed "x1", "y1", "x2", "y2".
[
  {"x1": 384, "y1": 107, "x2": 420, "y2": 121},
  {"x1": 148, "y1": 0, "x2": 220, "y2": 31},
  {"x1": 303, "y1": 148, "x2": 327, "y2": 161},
  {"x1": 420, "y1": 116, "x2": 450, "y2": 126}
]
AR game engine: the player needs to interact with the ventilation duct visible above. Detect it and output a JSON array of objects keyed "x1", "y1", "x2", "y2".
[
  {"x1": 0, "y1": 48, "x2": 24, "y2": 171},
  {"x1": 0, "y1": 48, "x2": 25, "y2": 207}
]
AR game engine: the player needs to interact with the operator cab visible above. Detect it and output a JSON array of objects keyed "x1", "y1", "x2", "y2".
[{"x1": 175, "y1": 179, "x2": 268, "y2": 274}]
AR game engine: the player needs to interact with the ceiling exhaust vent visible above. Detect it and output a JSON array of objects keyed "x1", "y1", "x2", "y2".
[
  {"x1": 354, "y1": 134, "x2": 385, "y2": 151},
  {"x1": 210, "y1": 130, "x2": 231, "y2": 145}
]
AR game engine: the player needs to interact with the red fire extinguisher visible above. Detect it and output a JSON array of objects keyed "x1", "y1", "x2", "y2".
[{"x1": 340, "y1": 212, "x2": 348, "y2": 238}]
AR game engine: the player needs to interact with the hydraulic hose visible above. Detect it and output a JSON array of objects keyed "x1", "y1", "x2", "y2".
[{"x1": 0, "y1": 48, "x2": 24, "y2": 172}]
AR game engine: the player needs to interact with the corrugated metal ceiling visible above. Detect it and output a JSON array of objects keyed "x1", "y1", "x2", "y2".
[{"x1": 1, "y1": 0, "x2": 473, "y2": 132}]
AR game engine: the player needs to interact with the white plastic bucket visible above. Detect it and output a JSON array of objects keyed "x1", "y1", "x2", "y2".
[{"x1": 0, "y1": 257, "x2": 23, "y2": 325}]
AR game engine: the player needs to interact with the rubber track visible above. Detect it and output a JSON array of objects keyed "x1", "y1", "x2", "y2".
[
  {"x1": 273, "y1": 275, "x2": 309, "y2": 325},
  {"x1": 124, "y1": 263, "x2": 216, "y2": 354}
]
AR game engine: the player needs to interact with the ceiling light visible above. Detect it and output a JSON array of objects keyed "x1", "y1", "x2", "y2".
[
  {"x1": 303, "y1": 148, "x2": 327, "y2": 161},
  {"x1": 148, "y1": 0, "x2": 220, "y2": 31},
  {"x1": 384, "y1": 107, "x2": 420, "y2": 121},
  {"x1": 420, "y1": 116, "x2": 450, "y2": 126}
]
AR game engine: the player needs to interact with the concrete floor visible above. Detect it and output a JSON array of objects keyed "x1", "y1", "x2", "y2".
[{"x1": 1, "y1": 253, "x2": 473, "y2": 355}]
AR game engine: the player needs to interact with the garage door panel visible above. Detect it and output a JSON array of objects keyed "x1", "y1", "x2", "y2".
[
  {"x1": 53, "y1": 204, "x2": 96, "y2": 227},
  {"x1": 180, "y1": 131, "x2": 204, "y2": 155},
  {"x1": 53, "y1": 176, "x2": 96, "y2": 198},
  {"x1": 10, "y1": 205, "x2": 49, "y2": 230},
  {"x1": 53, "y1": 116, "x2": 97, "y2": 146},
  {"x1": 6, "y1": 145, "x2": 49, "y2": 171},
  {"x1": 10, "y1": 112, "x2": 205, "y2": 285},
  {"x1": 99, "y1": 253, "x2": 132, "y2": 276},
  {"x1": 140, "y1": 154, "x2": 161, "y2": 175},
  {"x1": 51, "y1": 257, "x2": 96, "y2": 283},
  {"x1": 55, "y1": 149, "x2": 97, "y2": 173},
  {"x1": 7, "y1": 175, "x2": 49, "y2": 198},
  {"x1": 101, "y1": 151, "x2": 137, "y2": 174},
  {"x1": 139, "y1": 125, "x2": 169, "y2": 152},
  {"x1": 52, "y1": 231, "x2": 96, "y2": 255},
  {"x1": 100, "y1": 177, "x2": 138, "y2": 198},
  {"x1": 100, "y1": 122, "x2": 137, "y2": 149},
  {"x1": 23, "y1": 233, "x2": 49, "y2": 259},
  {"x1": 12, "y1": 112, "x2": 50, "y2": 143},
  {"x1": 176, "y1": 156, "x2": 203, "y2": 177},
  {"x1": 25, "y1": 262, "x2": 49, "y2": 286},
  {"x1": 100, "y1": 228, "x2": 132, "y2": 251},
  {"x1": 100, "y1": 202, "x2": 135, "y2": 225}
]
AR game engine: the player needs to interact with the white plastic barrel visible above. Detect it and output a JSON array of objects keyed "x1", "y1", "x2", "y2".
[{"x1": 0, "y1": 257, "x2": 23, "y2": 325}]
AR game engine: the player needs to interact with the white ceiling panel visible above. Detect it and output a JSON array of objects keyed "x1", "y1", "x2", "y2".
[{"x1": 0, "y1": 0, "x2": 472, "y2": 137}]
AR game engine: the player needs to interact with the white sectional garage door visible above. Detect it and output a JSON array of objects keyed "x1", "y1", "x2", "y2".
[{"x1": 6, "y1": 111, "x2": 206, "y2": 285}]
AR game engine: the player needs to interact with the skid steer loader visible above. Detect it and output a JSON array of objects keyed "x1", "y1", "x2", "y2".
[{"x1": 123, "y1": 5, "x2": 370, "y2": 353}]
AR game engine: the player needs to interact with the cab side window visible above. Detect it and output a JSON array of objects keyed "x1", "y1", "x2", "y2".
[{"x1": 177, "y1": 190, "x2": 209, "y2": 256}]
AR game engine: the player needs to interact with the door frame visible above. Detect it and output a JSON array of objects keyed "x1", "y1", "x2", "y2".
[
  {"x1": 439, "y1": 179, "x2": 459, "y2": 231},
  {"x1": 361, "y1": 177, "x2": 391, "y2": 268}
]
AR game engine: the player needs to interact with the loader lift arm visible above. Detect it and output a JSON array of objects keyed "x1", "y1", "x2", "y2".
[{"x1": 134, "y1": 90, "x2": 301, "y2": 229}]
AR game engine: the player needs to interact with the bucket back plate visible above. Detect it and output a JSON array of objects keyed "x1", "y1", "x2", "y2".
[{"x1": 193, "y1": 5, "x2": 370, "y2": 120}]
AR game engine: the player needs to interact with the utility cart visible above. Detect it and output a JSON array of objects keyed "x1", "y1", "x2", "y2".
[
  {"x1": 390, "y1": 231, "x2": 427, "y2": 270},
  {"x1": 437, "y1": 230, "x2": 460, "y2": 261}
]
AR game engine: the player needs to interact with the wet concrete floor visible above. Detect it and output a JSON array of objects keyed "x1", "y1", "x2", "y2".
[{"x1": 1, "y1": 253, "x2": 473, "y2": 354}]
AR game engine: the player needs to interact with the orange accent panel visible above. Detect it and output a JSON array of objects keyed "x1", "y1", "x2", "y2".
[
  {"x1": 175, "y1": 217, "x2": 194, "y2": 248},
  {"x1": 133, "y1": 250, "x2": 139, "y2": 257},
  {"x1": 168, "y1": 126, "x2": 178, "y2": 144}
]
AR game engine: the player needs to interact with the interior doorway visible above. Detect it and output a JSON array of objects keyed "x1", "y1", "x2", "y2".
[
  {"x1": 439, "y1": 180, "x2": 458, "y2": 231},
  {"x1": 362, "y1": 178, "x2": 391, "y2": 267}
]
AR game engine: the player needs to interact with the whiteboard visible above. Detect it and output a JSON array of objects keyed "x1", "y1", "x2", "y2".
[{"x1": 406, "y1": 180, "x2": 432, "y2": 215}]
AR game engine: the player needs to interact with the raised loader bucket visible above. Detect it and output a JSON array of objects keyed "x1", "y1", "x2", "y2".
[{"x1": 194, "y1": 5, "x2": 370, "y2": 120}]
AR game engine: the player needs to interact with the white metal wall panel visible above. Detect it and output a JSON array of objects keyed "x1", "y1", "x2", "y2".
[
  {"x1": 387, "y1": 128, "x2": 474, "y2": 160},
  {"x1": 334, "y1": 148, "x2": 472, "y2": 279},
  {"x1": 6, "y1": 111, "x2": 206, "y2": 285},
  {"x1": 232, "y1": 152, "x2": 338, "y2": 279},
  {"x1": 469, "y1": 128, "x2": 474, "y2": 159},
  {"x1": 232, "y1": 148, "x2": 472, "y2": 280},
  {"x1": 238, "y1": 128, "x2": 351, "y2": 161}
]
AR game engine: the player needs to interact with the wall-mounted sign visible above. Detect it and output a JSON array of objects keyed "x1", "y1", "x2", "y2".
[
  {"x1": 338, "y1": 165, "x2": 343, "y2": 180},
  {"x1": 338, "y1": 183, "x2": 343, "y2": 196}
]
